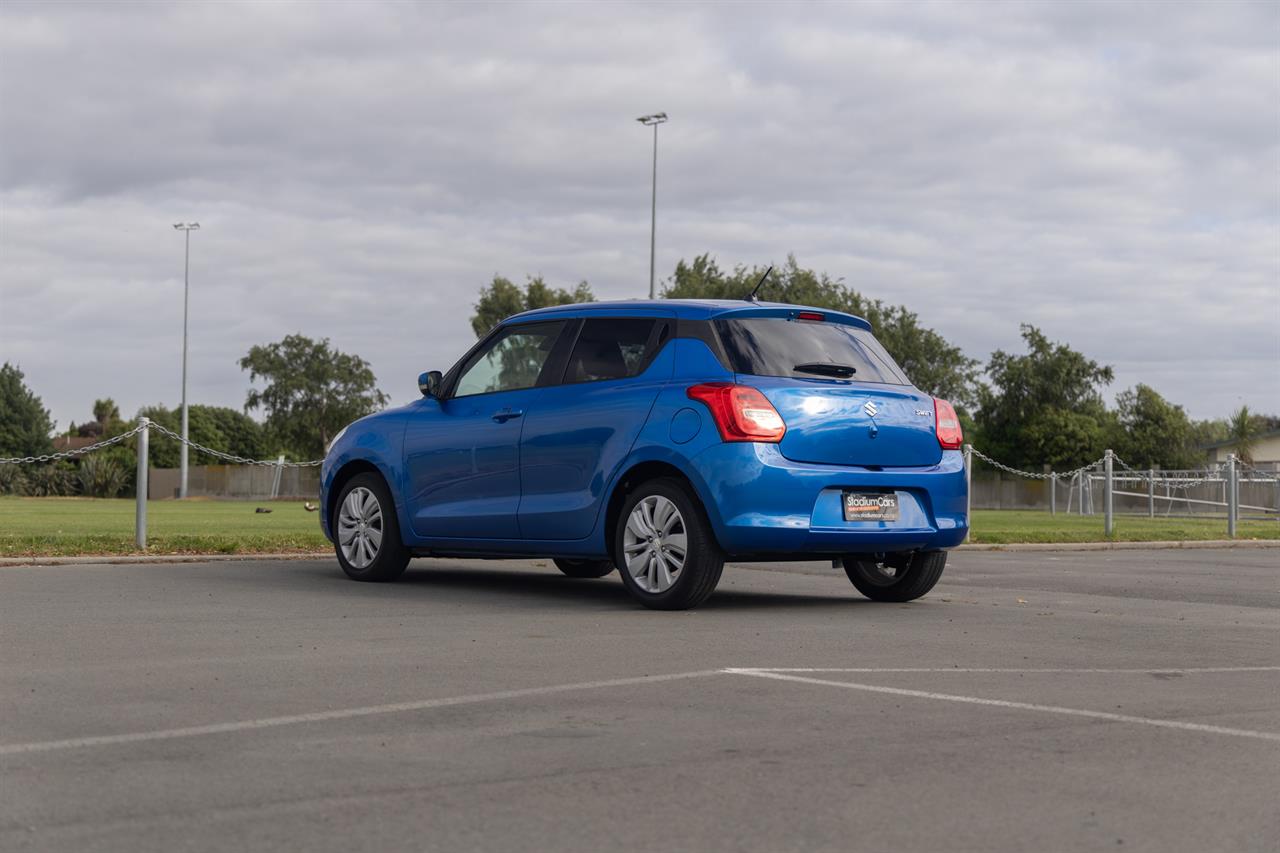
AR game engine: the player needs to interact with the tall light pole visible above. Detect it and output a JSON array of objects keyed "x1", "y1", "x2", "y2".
[
  {"x1": 636, "y1": 112, "x2": 667, "y2": 299},
  {"x1": 173, "y1": 222, "x2": 199, "y2": 499}
]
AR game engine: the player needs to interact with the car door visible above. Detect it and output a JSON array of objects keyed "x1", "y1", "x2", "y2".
[
  {"x1": 403, "y1": 319, "x2": 570, "y2": 540},
  {"x1": 518, "y1": 315, "x2": 675, "y2": 540}
]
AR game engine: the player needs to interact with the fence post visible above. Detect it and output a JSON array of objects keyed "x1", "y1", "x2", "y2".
[
  {"x1": 1227, "y1": 454, "x2": 1237, "y2": 539},
  {"x1": 1104, "y1": 449, "x2": 1114, "y2": 537},
  {"x1": 270, "y1": 455, "x2": 285, "y2": 499},
  {"x1": 963, "y1": 444, "x2": 972, "y2": 542},
  {"x1": 135, "y1": 417, "x2": 149, "y2": 551},
  {"x1": 1147, "y1": 468, "x2": 1155, "y2": 518},
  {"x1": 1050, "y1": 473, "x2": 1057, "y2": 515}
]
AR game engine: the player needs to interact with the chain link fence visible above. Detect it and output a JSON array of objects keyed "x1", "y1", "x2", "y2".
[{"x1": 3, "y1": 420, "x2": 1276, "y2": 549}]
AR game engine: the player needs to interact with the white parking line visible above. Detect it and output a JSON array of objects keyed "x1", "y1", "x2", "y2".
[
  {"x1": 0, "y1": 670, "x2": 721, "y2": 757},
  {"x1": 7, "y1": 665, "x2": 1277, "y2": 757},
  {"x1": 726, "y1": 669, "x2": 1280, "y2": 743},
  {"x1": 726, "y1": 666, "x2": 1280, "y2": 674}
]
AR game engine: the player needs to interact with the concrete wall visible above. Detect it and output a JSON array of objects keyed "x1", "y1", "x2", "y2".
[{"x1": 149, "y1": 465, "x2": 320, "y2": 500}]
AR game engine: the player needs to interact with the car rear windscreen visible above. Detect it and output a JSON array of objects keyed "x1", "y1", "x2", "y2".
[{"x1": 715, "y1": 317, "x2": 911, "y2": 385}]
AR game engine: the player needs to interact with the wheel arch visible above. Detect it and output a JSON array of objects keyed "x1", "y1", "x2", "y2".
[
  {"x1": 600, "y1": 458, "x2": 720, "y2": 564},
  {"x1": 327, "y1": 459, "x2": 391, "y2": 535}
]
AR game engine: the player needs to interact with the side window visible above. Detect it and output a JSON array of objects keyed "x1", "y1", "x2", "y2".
[
  {"x1": 565, "y1": 318, "x2": 663, "y2": 383},
  {"x1": 453, "y1": 321, "x2": 565, "y2": 397}
]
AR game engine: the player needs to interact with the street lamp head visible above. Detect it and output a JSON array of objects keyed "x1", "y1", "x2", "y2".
[{"x1": 636, "y1": 112, "x2": 669, "y2": 126}]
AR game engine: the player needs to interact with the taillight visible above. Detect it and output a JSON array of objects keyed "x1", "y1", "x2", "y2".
[
  {"x1": 934, "y1": 398, "x2": 963, "y2": 449},
  {"x1": 687, "y1": 383, "x2": 787, "y2": 443}
]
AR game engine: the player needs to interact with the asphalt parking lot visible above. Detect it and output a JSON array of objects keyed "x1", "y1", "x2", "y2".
[{"x1": 2, "y1": 549, "x2": 1277, "y2": 852}]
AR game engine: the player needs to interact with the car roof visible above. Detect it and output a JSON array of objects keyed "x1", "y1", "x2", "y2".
[{"x1": 506, "y1": 298, "x2": 873, "y2": 330}]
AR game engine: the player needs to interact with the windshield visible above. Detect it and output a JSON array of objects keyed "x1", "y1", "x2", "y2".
[{"x1": 715, "y1": 317, "x2": 911, "y2": 385}]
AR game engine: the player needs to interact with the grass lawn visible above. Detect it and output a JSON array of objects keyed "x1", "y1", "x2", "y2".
[
  {"x1": 967, "y1": 509, "x2": 1278, "y2": 545},
  {"x1": 0, "y1": 497, "x2": 329, "y2": 557},
  {"x1": 0, "y1": 498, "x2": 1275, "y2": 557}
]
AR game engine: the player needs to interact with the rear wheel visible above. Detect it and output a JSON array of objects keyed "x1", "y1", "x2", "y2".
[
  {"x1": 842, "y1": 550, "x2": 946, "y2": 602},
  {"x1": 333, "y1": 473, "x2": 409, "y2": 582},
  {"x1": 553, "y1": 558, "x2": 614, "y2": 579},
  {"x1": 615, "y1": 478, "x2": 723, "y2": 610}
]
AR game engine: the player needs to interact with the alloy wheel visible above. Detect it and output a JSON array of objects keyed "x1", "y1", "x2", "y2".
[
  {"x1": 622, "y1": 494, "x2": 687, "y2": 593},
  {"x1": 338, "y1": 486, "x2": 383, "y2": 569}
]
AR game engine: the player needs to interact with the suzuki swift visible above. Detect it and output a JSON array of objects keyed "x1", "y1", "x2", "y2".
[{"x1": 320, "y1": 300, "x2": 967, "y2": 610}]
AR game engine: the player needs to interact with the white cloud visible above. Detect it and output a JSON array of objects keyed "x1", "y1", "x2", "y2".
[{"x1": 1, "y1": 0, "x2": 1276, "y2": 431}]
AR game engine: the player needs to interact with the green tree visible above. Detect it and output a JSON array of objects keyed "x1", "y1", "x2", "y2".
[
  {"x1": 0, "y1": 363, "x2": 54, "y2": 458},
  {"x1": 1227, "y1": 404, "x2": 1263, "y2": 464},
  {"x1": 470, "y1": 275, "x2": 594, "y2": 338},
  {"x1": 974, "y1": 325, "x2": 1115, "y2": 470},
  {"x1": 1189, "y1": 417, "x2": 1228, "y2": 451},
  {"x1": 239, "y1": 335, "x2": 390, "y2": 459},
  {"x1": 1113, "y1": 384, "x2": 1198, "y2": 469},
  {"x1": 664, "y1": 254, "x2": 980, "y2": 407},
  {"x1": 92, "y1": 398, "x2": 121, "y2": 429}
]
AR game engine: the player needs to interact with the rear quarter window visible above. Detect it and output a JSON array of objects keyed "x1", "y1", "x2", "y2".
[
  {"x1": 564, "y1": 318, "x2": 667, "y2": 383},
  {"x1": 715, "y1": 317, "x2": 910, "y2": 385}
]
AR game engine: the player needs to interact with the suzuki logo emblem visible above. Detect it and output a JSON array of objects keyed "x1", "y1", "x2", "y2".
[{"x1": 863, "y1": 400, "x2": 878, "y2": 417}]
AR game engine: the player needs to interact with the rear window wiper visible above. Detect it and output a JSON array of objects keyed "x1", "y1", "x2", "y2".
[{"x1": 793, "y1": 362, "x2": 857, "y2": 378}]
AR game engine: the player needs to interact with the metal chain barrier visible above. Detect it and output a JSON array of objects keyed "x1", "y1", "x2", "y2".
[
  {"x1": 1236, "y1": 458, "x2": 1280, "y2": 483},
  {"x1": 0, "y1": 423, "x2": 148, "y2": 465},
  {"x1": 967, "y1": 446, "x2": 1105, "y2": 481},
  {"x1": 1, "y1": 419, "x2": 323, "y2": 550},
  {"x1": 1110, "y1": 454, "x2": 1153, "y2": 483},
  {"x1": 2, "y1": 422, "x2": 323, "y2": 468},
  {"x1": 146, "y1": 422, "x2": 323, "y2": 467},
  {"x1": 1112, "y1": 454, "x2": 1279, "y2": 489},
  {"x1": 1110, "y1": 454, "x2": 1215, "y2": 490}
]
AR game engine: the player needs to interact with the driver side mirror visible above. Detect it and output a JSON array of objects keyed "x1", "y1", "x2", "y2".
[{"x1": 418, "y1": 370, "x2": 443, "y2": 399}]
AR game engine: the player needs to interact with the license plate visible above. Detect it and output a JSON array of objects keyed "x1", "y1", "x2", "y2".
[{"x1": 843, "y1": 491, "x2": 899, "y2": 522}]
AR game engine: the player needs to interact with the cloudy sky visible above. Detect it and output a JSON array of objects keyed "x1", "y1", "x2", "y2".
[{"x1": 1, "y1": 0, "x2": 1277, "y2": 434}]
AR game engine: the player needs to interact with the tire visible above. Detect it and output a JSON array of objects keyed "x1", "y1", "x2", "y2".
[
  {"x1": 614, "y1": 477, "x2": 724, "y2": 610},
  {"x1": 842, "y1": 550, "x2": 947, "y2": 602},
  {"x1": 333, "y1": 472, "x2": 410, "y2": 582},
  {"x1": 553, "y1": 558, "x2": 615, "y2": 579}
]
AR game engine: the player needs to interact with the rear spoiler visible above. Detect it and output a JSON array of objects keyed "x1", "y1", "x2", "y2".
[{"x1": 708, "y1": 304, "x2": 873, "y2": 332}]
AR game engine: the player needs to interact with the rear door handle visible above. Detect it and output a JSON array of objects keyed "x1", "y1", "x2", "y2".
[{"x1": 491, "y1": 408, "x2": 524, "y2": 423}]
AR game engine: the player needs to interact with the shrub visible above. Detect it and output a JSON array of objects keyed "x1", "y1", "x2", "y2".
[
  {"x1": 78, "y1": 455, "x2": 127, "y2": 498},
  {"x1": 28, "y1": 462, "x2": 76, "y2": 497},
  {"x1": 0, "y1": 464, "x2": 29, "y2": 496}
]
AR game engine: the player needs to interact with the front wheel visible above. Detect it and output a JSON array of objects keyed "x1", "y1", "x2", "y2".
[
  {"x1": 333, "y1": 473, "x2": 410, "y2": 582},
  {"x1": 615, "y1": 478, "x2": 724, "y2": 610},
  {"x1": 842, "y1": 550, "x2": 946, "y2": 602}
]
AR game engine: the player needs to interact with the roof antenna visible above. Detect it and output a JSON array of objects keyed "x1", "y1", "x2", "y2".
[{"x1": 744, "y1": 266, "x2": 774, "y2": 302}]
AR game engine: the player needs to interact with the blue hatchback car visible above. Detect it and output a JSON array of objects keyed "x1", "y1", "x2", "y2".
[{"x1": 320, "y1": 300, "x2": 967, "y2": 609}]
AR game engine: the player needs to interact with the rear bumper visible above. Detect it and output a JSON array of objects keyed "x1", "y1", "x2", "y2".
[{"x1": 686, "y1": 443, "x2": 967, "y2": 556}]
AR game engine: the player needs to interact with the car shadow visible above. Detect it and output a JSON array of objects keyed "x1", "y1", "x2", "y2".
[{"x1": 290, "y1": 561, "x2": 872, "y2": 611}]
